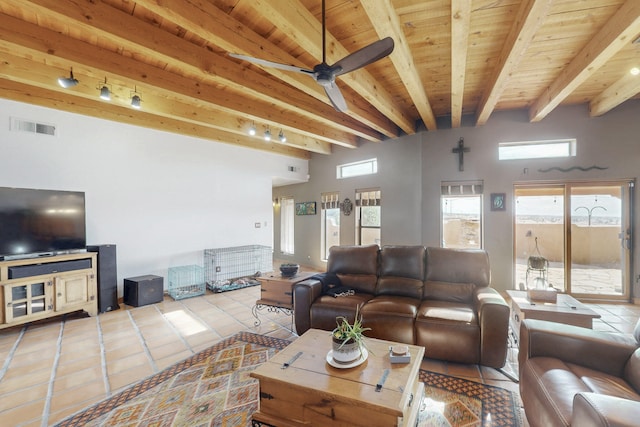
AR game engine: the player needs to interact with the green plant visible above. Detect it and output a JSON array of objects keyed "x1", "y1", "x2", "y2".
[{"x1": 332, "y1": 308, "x2": 371, "y2": 352}]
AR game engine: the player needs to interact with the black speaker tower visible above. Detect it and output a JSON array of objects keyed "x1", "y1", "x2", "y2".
[{"x1": 87, "y1": 244, "x2": 119, "y2": 313}]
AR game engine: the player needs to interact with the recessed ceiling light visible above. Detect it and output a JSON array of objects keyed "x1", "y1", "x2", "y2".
[{"x1": 630, "y1": 67, "x2": 640, "y2": 76}]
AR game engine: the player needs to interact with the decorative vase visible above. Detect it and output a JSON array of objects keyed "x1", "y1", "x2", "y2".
[{"x1": 332, "y1": 336, "x2": 361, "y2": 364}]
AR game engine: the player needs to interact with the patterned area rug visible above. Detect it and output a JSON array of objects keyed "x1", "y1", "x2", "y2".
[{"x1": 56, "y1": 332, "x2": 522, "y2": 427}]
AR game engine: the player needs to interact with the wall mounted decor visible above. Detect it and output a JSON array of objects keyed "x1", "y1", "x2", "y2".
[
  {"x1": 537, "y1": 165, "x2": 608, "y2": 173},
  {"x1": 295, "y1": 202, "x2": 316, "y2": 215},
  {"x1": 341, "y1": 198, "x2": 353, "y2": 216},
  {"x1": 490, "y1": 193, "x2": 506, "y2": 211}
]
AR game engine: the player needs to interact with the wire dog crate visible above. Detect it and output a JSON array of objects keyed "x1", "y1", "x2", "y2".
[
  {"x1": 168, "y1": 265, "x2": 205, "y2": 300},
  {"x1": 204, "y1": 245, "x2": 272, "y2": 292}
]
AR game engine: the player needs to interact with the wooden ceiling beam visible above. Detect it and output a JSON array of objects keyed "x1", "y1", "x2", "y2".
[
  {"x1": 0, "y1": 51, "x2": 332, "y2": 155},
  {"x1": 8, "y1": 0, "x2": 365, "y2": 148},
  {"x1": 0, "y1": 11, "x2": 343, "y2": 152},
  {"x1": 134, "y1": 0, "x2": 400, "y2": 138},
  {"x1": 529, "y1": 0, "x2": 640, "y2": 122},
  {"x1": 589, "y1": 72, "x2": 640, "y2": 117},
  {"x1": 450, "y1": 0, "x2": 471, "y2": 128},
  {"x1": 475, "y1": 0, "x2": 553, "y2": 126},
  {"x1": 0, "y1": 78, "x2": 310, "y2": 159},
  {"x1": 360, "y1": 0, "x2": 437, "y2": 131}
]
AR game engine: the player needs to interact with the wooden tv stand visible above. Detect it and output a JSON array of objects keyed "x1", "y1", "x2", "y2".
[{"x1": 0, "y1": 253, "x2": 98, "y2": 330}]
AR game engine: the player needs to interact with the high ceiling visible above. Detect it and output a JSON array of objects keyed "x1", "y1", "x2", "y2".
[{"x1": 1, "y1": 0, "x2": 639, "y2": 159}]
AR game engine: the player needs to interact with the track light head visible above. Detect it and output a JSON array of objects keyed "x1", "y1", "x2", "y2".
[
  {"x1": 98, "y1": 77, "x2": 111, "y2": 100},
  {"x1": 58, "y1": 68, "x2": 79, "y2": 88},
  {"x1": 264, "y1": 128, "x2": 271, "y2": 141},
  {"x1": 131, "y1": 94, "x2": 141, "y2": 109},
  {"x1": 278, "y1": 130, "x2": 287, "y2": 143},
  {"x1": 248, "y1": 123, "x2": 256, "y2": 136}
]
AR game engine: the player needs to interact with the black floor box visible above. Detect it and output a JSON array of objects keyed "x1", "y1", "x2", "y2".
[{"x1": 123, "y1": 275, "x2": 163, "y2": 307}]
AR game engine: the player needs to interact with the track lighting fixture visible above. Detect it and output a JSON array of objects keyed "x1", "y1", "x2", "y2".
[
  {"x1": 131, "y1": 95, "x2": 141, "y2": 109},
  {"x1": 248, "y1": 122, "x2": 256, "y2": 136},
  {"x1": 58, "y1": 67, "x2": 79, "y2": 88},
  {"x1": 264, "y1": 128, "x2": 271, "y2": 142},
  {"x1": 98, "y1": 77, "x2": 111, "y2": 101},
  {"x1": 130, "y1": 86, "x2": 142, "y2": 109},
  {"x1": 278, "y1": 129, "x2": 287, "y2": 143}
]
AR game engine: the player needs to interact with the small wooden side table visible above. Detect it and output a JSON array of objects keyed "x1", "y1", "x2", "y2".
[
  {"x1": 506, "y1": 289, "x2": 601, "y2": 343},
  {"x1": 252, "y1": 270, "x2": 317, "y2": 330}
]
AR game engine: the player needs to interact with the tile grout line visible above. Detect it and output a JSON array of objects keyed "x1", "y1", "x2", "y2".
[
  {"x1": 0, "y1": 326, "x2": 26, "y2": 383},
  {"x1": 153, "y1": 304, "x2": 196, "y2": 354},
  {"x1": 126, "y1": 310, "x2": 158, "y2": 373},
  {"x1": 96, "y1": 315, "x2": 111, "y2": 397},
  {"x1": 40, "y1": 320, "x2": 65, "y2": 427}
]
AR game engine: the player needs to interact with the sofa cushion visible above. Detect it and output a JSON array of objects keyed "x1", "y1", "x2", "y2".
[
  {"x1": 425, "y1": 247, "x2": 490, "y2": 286},
  {"x1": 376, "y1": 245, "x2": 425, "y2": 299},
  {"x1": 423, "y1": 280, "x2": 475, "y2": 303},
  {"x1": 415, "y1": 300, "x2": 480, "y2": 363},
  {"x1": 309, "y1": 293, "x2": 373, "y2": 332},
  {"x1": 567, "y1": 363, "x2": 640, "y2": 401},
  {"x1": 327, "y1": 245, "x2": 379, "y2": 294},
  {"x1": 361, "y1": 295, "x2": 419, "y2": 344}
]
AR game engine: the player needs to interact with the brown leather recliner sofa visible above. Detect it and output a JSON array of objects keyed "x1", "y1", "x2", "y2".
[
  {"x1": 293, "y1": 244, "x2": 510, "y2": 368},
  {"x1": 519, "y1": 318, "x2": 640, "y2": 427}
]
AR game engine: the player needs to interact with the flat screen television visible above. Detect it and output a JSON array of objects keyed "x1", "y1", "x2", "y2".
[{"x1": 0, "y1": 187, "x2": 87, "y2": 260}]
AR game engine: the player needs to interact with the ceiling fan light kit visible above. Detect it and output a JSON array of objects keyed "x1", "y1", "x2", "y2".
[{"x1": 229, "y1": 0, "x2": 394, "y2": 113}]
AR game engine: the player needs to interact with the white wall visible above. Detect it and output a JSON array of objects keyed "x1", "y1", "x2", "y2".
[{"x1": 0, "y1": 99, "x2": 308, "y2": 296}]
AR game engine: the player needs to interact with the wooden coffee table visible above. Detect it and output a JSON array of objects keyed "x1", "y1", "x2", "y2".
[
  {"x1": 507, "y1": 290, "x2": 601, "y2": 342},
  {"x1": 251, "y1": 329, "x2": 425, "y2": 427}
]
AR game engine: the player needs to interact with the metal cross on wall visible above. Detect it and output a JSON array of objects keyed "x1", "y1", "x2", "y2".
[{"x1": 452, "y1": 137, "x2": 469, "y2": 171}]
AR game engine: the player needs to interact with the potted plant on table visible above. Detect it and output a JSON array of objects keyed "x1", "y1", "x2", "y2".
[{"x1": 332, "y1": 309, "x2": 371, "y2": 364}]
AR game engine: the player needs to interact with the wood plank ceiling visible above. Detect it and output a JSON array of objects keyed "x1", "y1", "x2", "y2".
[{"x1": 0, "y1": 0, "x2": 639, "y2": 159}]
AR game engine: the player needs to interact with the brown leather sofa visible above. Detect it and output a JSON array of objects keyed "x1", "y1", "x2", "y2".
[
  {"x1": 293, "y1": 244, "x2": 510, "y2": 368},
  {"x1": 519, "y1": 318, "x2": 640, "y2": 426}
]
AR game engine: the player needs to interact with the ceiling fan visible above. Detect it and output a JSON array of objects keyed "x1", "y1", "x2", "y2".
[{"x1": 229, "y1": 0, "x2": 394, "y2": 112}]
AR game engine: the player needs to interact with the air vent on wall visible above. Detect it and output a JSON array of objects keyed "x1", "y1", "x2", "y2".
[{"x1": 10, "y1": 117, "x2": 56, "y2": 136}]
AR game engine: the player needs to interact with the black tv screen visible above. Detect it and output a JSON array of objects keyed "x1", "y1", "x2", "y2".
[{"x1": 0, "y1": 187, "x2": 86, "y2": 259}]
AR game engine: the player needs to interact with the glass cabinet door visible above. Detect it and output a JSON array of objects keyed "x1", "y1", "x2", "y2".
[{"x1": 3, "y1": 279, "x2": 53, "y2": 323}]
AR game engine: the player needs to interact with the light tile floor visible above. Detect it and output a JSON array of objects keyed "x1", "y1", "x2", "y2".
[{"x1": 0, "y1": 285, "x2": 638, "y2": 427}]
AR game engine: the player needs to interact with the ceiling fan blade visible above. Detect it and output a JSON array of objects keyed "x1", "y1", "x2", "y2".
[
  {"x1": 324, "y1": 83, "x2": 348, "y2": 112},
  {"x1": 229, "y1": 53, "x2": 314, "y2": 75},
  {"x1": 331, "y1": 37, "x2": 395, "y2": 76}
]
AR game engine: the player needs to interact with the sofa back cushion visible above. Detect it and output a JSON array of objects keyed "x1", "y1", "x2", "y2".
[
  {"x1": 424, "y1": 247, "x2": 490, "y2": 301},
  {"x1": 327, "y1": 244, "x2": 379, "y2": 294},
  {"x1": 377, "y1": 245, "x2": 425, "y2": 299}
]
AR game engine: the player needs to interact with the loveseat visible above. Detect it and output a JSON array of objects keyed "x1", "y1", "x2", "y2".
[
  {"x1": 519, "y1": 318, "x2": 640, "y2": 427},
  {"x1": 293, "y1": 244, "x2": 510, "y2": 368}
]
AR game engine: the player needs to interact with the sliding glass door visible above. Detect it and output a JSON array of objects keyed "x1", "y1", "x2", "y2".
[{"x1": 514, "y1": 180, "x2": 633, "y2": 300}]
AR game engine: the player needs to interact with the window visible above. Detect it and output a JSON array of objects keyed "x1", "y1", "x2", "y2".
[
  {"x1": 498, "y1": 139, "x2": 576, "y2": 160},
  {"x1": 321, "y1": 192, "x2": 340, "y2": 260},
  {"x1": 337, "y1": 158, "x2": 377, "y2": 179},
  {"x1": 355, "y1": 189, "x2": 381, "y2": 246},
  {"x1": 441, "y1": 181, "x2": 483, "y2": 249},
  {"x1": 280, "y1": 197, "x2": 295, "y2": 254}
]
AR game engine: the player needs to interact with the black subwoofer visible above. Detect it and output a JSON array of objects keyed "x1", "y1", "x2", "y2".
[
  {"x1": 87, "y1": 244, "x2": 119, "y2": 313},
  {"x1": 124, "y1": 275, "x2": 163, "y2": 307}
]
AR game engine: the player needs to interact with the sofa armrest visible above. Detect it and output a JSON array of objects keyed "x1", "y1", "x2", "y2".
[
  {"x1": 293, "y1": 279, "x2": 323, "y2": 335},
  {"x1": 573, "y1": 393, "x2": 640, "y2": 427},
  {"x1": 519, "y1": 319, "x2": 638, "y2": 378},
  {"x1": 474, "y1": 287, "x2": 510, "y2": 368}
]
